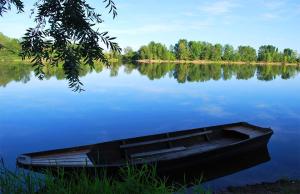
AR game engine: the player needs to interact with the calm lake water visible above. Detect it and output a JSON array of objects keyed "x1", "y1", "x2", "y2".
[{"x1": 0, "y1": 62, "x2": 300, "y2": 189}]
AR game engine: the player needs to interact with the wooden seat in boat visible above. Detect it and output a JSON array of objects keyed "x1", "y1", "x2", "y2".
[
  {"x1": 120, "y1": 131, "x2": 212, "y2": 149},
  {"x1": 130, "y1": 147, "x2": 186, "y2": 159}
]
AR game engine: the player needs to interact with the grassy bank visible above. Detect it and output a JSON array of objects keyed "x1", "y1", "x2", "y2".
[
  {"x1": 137, "y1": 59, "x2": 300, "y2": 66},
  {"x1": 3, "y1": 163, "x2": 298, "y2": 194},
  {"x1": 0, "y1": 162, "x2": 210, "y2": 194}
]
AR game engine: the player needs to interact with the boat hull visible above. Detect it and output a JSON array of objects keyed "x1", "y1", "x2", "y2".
[{"x1": 16, "y1": 122, "x2": 273, "y2": 181}]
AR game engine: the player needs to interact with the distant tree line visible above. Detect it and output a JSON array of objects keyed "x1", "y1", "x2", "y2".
[
  {"x1": 1, "y1": 33, "x2": 299, "y2": 64},
  {"x1": 257, "y1": 45, "x2": 298, "y2": 63},
  {"x1": 124, "y1": 39, "x2": 299, "y2": 63}
]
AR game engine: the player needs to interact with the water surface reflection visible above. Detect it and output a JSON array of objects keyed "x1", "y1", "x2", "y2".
[{"x1": 0, "y1": 62, "x2": 299, "y2": 189}]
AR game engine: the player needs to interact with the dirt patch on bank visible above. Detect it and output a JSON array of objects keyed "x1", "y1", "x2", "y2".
[{"x1": 218, "y1": 179, "x2": 300, "y2": 194}]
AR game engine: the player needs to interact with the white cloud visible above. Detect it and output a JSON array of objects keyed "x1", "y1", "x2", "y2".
[
  {"x1": 196, "y1": 104, "x2": 232, "y2": 117},
  {"x1": 286, "y1": 110, "x2": 300, "y2": 119},
  {"x1": 115, "y1": 2, "x2": 131, "y2": 9},
  {"x1": 296, "y1": 4, "x2": 300, "y2": 14},
  {"x1": 255, "y1": 103, "x2": 270, "y2": 109},
  {"x1": 262, "y1": 0, "x2": 286, "y2": 10},
  {"x1": 256, "y1": 112, "x2": 276, "y2": 120},
  {"x1": 109, "y1": 21, "x2": 212, "y2": 36},
  {"x1": 122, "y1": 24, "x2": 177, "y2": 34},
  {"x1": 261, "y1": 0, "x2": 285, "y2": 19},
  {"x1": 198, "y1": 0, "x2": 239, "y2": 15},
  {"x1": 181, "y1": 12, "x2": 197, "y2": 17},
  {"x1": 109, "y1": 24, "x2": 180, "y2": 36},
  {"x1": 259, "y1": 0, "x2": 299, "y2": 21},
  {"x1": 261, "y1": 13, "x2": 280, "y2": 20}
]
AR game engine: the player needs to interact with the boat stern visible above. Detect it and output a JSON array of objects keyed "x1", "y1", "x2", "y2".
[{"x1": 16, "y1": 155, "x2": 32, "y2": 167}]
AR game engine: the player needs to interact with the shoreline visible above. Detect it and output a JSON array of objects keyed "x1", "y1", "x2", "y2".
[
  {"x1": 137, "y1": 59, "x2": 300, "y2": 66},
  {"x1": 1, "y1": 58, "x2": 299, "y2": 66},
  {"x1": 218, "y1": 179, "x2": 300, "y2": 194}
]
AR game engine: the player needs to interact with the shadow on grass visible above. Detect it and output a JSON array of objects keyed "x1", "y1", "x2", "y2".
[{"x1": 0, "y1": 159, "x2": 211, "y2": 194}]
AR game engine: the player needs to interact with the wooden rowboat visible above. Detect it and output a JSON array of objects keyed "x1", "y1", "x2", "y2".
[{"x1": 17, "y1": 122, "x2": 273, "y2": 173}]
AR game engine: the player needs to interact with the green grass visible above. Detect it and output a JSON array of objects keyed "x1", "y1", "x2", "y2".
[{"x1": 0, "y1": 160, "x2": 211, "y2": 194}]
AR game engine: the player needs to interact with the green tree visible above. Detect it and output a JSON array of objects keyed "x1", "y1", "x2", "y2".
[
  {"x1": 237, "y1": 46, "x2": 257, "y2": 62},
  {"x1": 106, "y1": 49, "x2": 121, "y2": 61},
  {"x1": 188, "y1": 41, "x2": 202, "y2": 60},
  {"x1": 0, "y1": 32, "x2": 21, "y2": 59},
  {"x1": 222, "y1": 44, "x2": 235, "y2": 61},
  {"x1": 283, "y1": 48, "x2": 297, "y2": 63},
  {"x1": 137, "y1": 42, "x2": 174, "y2": 60},
  {"x1": 123, "y1": 46, "x2": 138, "y2": 61},
  {"x1": 1, "y1": 0, "x2": 120, "y2": 91},
  {"x1": 199, "y1": 42, "x2": 213, "y2": 60},
  {"x1": 258, "y1": 45, "x2": 279, "y2": 62},
  {"x1": 154, "y1": 42, "x2": 173, "y2": 60},
  {"x1": 138, "y1": 46, "x2": 151, "y2": 59},
  {"x1": 0, "y1": 32, "x2": 20, "y2": 51},
  {"x1": 232, "y1": 51, "x2": 241, "y2": 62},
  {"x1": 148, "y1": 41, "x2": 158, "y2": 60},
  {"x1": 174, "y1": 39, "x2": 189, "y2": 60},
  {"x1": 133, "y1": 39, "x2": 299, "y2": 64},
  {"x1": 210, "y1": 44, "x2": 222, "y2": 61}
]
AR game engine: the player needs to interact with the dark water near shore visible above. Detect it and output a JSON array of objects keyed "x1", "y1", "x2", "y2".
[{"x1": 0, "y1": 62, "x2": 300, "y2": 189}]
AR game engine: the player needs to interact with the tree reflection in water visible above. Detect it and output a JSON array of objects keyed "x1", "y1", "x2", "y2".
[{"x1": 0, "y1": 62, "x2": 299, "y2": 87}]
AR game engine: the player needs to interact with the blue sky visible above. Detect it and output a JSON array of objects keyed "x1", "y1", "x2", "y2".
[{"x1": 0, "y1": 0, "x2": 299, "y2": 51}]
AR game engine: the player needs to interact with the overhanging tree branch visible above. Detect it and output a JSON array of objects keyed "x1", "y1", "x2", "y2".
[
  {"x1": 0, "y1": 0, "x2": 24, "y2": 16},
  {"x1": 1, "y1": 0, "x2": 120, "y2": 92}
]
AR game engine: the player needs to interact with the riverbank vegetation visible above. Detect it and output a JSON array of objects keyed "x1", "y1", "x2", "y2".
[
  {"x1": 1, "y1": 162, "x2": 299, "y2": 194},
  {"x1": 0, "y1": 33, "x2": 21, "y2": 61},
  {"x1": 0, "y1": 162, "x2": 210, "y2": 194},
  {"x1": 0, "y1": 32, "x2": 120, "y2": 63},
  {"x1": 126, "y1": 40, "x2": 300, "y2": 64}
]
